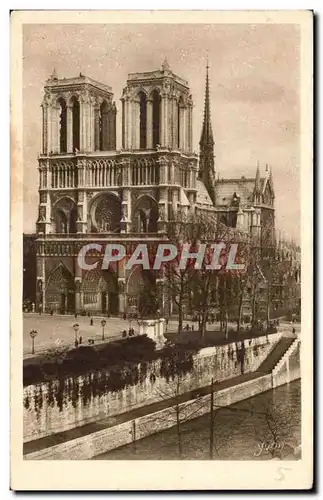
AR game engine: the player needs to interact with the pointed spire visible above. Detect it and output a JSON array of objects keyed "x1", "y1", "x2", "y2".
[
  {"x1": 198, "y1": 61, "x2": 216, "y2": 206},
  {"x1": 200, "y1": 62, "x2": 214, "y2": 148},
  {"x1": 255, "y1": 160, "x2": 261, "y2": 193},
  {"x1": 50, "y1": 68, "x2": 58, "y2": 80},
  {"x1": 162, "y1": 58, "x2": 171, "y2": 72}
]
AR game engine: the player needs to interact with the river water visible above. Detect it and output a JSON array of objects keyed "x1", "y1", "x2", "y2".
[{"x1": 94, "y1": 381, "x2": 301, "y2": 460}]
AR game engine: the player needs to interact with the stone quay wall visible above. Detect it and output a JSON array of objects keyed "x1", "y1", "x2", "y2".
[
  {"x1": 24, "y1": 333, "x2": 281, "y2": 442},
  {"x1": 25, "y1": 374, "x2": 275, "y2": 460}
]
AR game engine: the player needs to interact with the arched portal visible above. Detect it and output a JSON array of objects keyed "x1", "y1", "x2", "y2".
[
  {"x1": 46, "y1": 263, "x2": 74, "y2": 313},
  {"x1": 52, "y1": 197, "x2": 77, "y2": 234},
  {"x1": 133, "y1": 196, "x2": 158, "y2": 233},
  {"x1": 82, "y1": 269, "x2": 118, "y2": 314},
  {"x1": 151, "y1": 90, "x2": 161, "y2": 147},
  {"x1": 91, "y1": 193, "x2": 121, "y2": 233}
]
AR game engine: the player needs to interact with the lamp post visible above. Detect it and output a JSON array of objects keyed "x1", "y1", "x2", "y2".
[
  {"x1": 73, "y1": 323, "x2": 79, "y2": 344},
  {"x1": 29, "y1": 329, "x2": 38, "y2": 355},
  {"x1": 101, "y1": 319, "x2": 106, "y2": 341}
]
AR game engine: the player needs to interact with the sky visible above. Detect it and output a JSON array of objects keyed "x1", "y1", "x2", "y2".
[{"x1": 23, "y1": 23, "x2": 300, "y2": 242}]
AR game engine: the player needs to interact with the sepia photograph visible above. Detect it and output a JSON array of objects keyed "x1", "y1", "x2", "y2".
[{"x1": 10, "y1": 10, "x2": 313, "y2": 490}]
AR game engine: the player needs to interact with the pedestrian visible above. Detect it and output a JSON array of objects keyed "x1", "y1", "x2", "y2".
[
  {"x1": 79, "y1": 336, "x2": 82, "y2": 344},
  {"x1": 123, "y1": 313, "x2": 127, "y2": 320},
  {"x1": 122, "y1": 330, "x2": 127, "y2": 338},
  {"x1": 292, "y1": 327, "x2": 296, "y2": 334},
  {"x1": 50, "y1": 309, "x2": 53, "y2": 316},
  {"x1": 107, "y1": 313, "x2": 111, "y2": 319},
  {"x1": 185, "y1": 323, "x2": 190, "y2": 331},
  {"x1": 90, "y1": 317, "x2": 93, "y2": 326},
  {"x1": 75, "y1": 313, "x2": 78, "y2": 319},
  {"x1": 191, "y1": 324, "x2": 194, "y2": 331}
]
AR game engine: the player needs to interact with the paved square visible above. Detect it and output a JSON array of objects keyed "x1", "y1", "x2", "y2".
[{"x1": 23, "y1": 314, "x2": 138, "y2": 356}]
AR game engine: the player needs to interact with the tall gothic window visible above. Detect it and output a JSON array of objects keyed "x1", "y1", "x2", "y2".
[
  {"x1": 139, "y1": 92, "x2": 147, "y2": 149},
  {"x1": 99, "y1": 100, "x2": 109, "y2": 151},
  {"x1": 71, "y1": 97, "x2": 80, "y2": 151},
  {"x1": 58, "y1": 98, "x2": 67, "y2": 153},
  {"x1": 152, "y1": 90, "x2": 161, "y2": 147}
]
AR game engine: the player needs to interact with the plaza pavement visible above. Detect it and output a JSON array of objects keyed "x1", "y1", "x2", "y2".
[
  {"x1": 23, "y1": 313, "x2": 192, "y2": 357},
  {"x1": 23, "y1": 313, "x2": 300, "y2": 358}
]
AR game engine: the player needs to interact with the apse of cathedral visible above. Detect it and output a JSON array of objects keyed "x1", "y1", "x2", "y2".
[{"x1": 34, "y1": 60, "x2": 275, "y2": 315}]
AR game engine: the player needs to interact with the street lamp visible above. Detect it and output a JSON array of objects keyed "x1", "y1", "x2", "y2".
[
  {"x1": 101, "y1": 319, "x2": 107, "y2": 341},
  {"x1": 73, "y1": 323, "x2": 79, "y2": 343},
  {"x1": 29, "y1": 329, "x2": 38, "y2": 355}
]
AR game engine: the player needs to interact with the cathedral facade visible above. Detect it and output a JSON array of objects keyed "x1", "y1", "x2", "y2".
[{"x1": 34, "y1": 60, "x2": 275, "y2": 316}]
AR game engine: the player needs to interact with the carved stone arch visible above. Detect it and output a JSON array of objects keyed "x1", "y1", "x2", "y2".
[
  {"x1": 66, "y1": 93, "x2": 80, "y2": 106},
  {"x1": 66, "y1": 95, "x2": 80, "y2": 151},
  {"x1": 148, "y1": 86, "x2": 162, "y2": 100},
  {"x1": 52, "y1": 195, "x2": 76, "y2": 208},
  {"x1": 52, "y1": 196, "x2": 77, "y2": 234},
  {"x1": 133, "y1": 194, "x2": 158, "y2": 233},
  {"x1": 97, "y1": 158, "x2": 106, "y2": 169},
  {"x1": 46, "y1": 262, "x2": 75, "y2": 313},
  {"x1": 55, "y1": 97, "x2": 68, "y2": 153},
  {"x1": 82, "y1": 268, "x2": 119, "y2": 314}
]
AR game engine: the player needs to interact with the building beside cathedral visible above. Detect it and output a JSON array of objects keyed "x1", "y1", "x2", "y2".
[{"x1": 33, "y1": 60, "x2": 276, "y2": 316}]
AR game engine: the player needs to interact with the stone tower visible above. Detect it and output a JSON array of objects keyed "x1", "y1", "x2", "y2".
[
  {"x1": 35, "y1": 63, "x2": 198, "y2": 316},
  {"x1": 119, "y1": 58, "x2": 198, "y2": 232},
  {"x1": 199, "y1": 63, "x2": 216, "y2": 205},
  {"x1": 37, "y1": 71, "x2": 117, "y2": 236}
]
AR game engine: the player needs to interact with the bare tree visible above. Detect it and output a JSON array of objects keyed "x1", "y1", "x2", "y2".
[
  {"x1": 164, "y1": 210, "x2": 218, "y2": 334},
  {"x1": 245, "y1": 394, "x2": 301, "y2": 460}
]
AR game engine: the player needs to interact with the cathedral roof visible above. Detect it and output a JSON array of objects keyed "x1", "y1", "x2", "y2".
[
  {"x1": 215, "y1": 177, "x2": 265, "y2": 207},
  {"x1": 196, "y1": 179, "x2": 214, "y2": 207}
]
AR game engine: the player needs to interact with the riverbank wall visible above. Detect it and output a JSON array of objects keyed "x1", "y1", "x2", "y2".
[
  {"x1": 23, "y1": 333, "x2": 301, "y2": 460},
  {"x1": 24, "y1": 333, "x2": 280, "y2": 442}
]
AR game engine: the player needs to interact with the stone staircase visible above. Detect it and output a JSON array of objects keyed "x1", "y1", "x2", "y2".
[
  {"x1": 257, "y1": 337, "x2": 296, "y2": 374},
  {"x1": 271, "y1": 338, "x2": 300, "y2": 387}
]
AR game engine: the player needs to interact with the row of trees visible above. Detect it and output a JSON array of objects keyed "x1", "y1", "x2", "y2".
[{"x1": 137, "y1": 211, "x2": 292, "y2": 340}]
